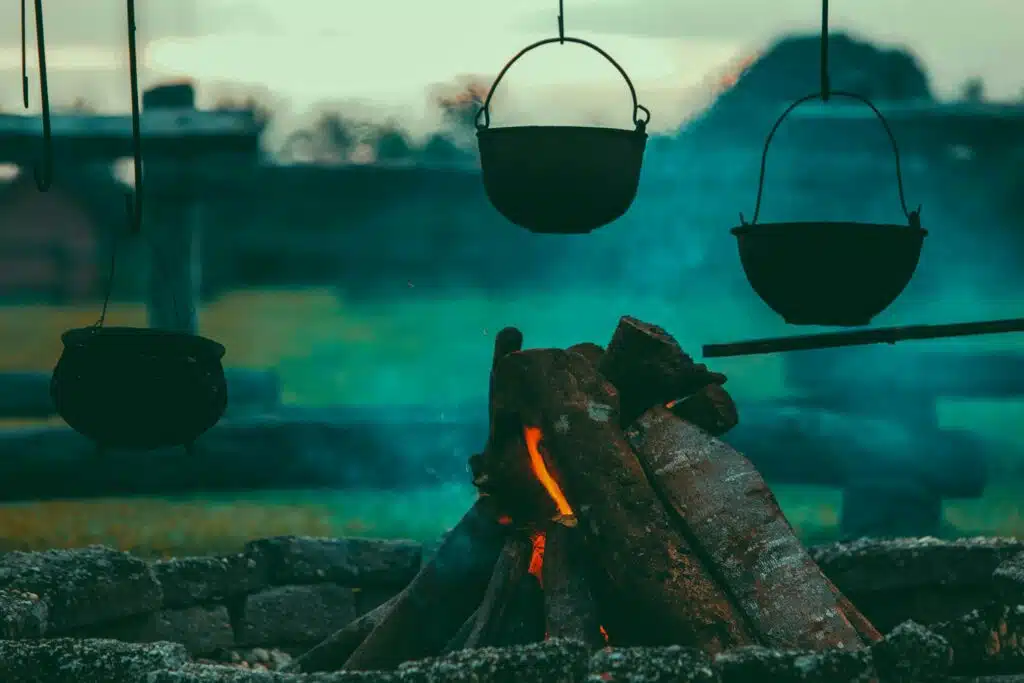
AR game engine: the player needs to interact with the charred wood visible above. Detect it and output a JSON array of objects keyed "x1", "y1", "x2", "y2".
[
  {"x1": 495, "y1": 572, "x2": 545, "y2": 646},
  {"x1": 599, "y1": 316, "x2": 726, "y2": 427},
  {"x1": 461, "y1": 533, "x2": 533, "y2": 649},
  {"x1": 490, "y1": 348, "x2": 753, "y2": 652},
  {"x1": 285, "y1": 591, "x2": 400, "y2": 673},
  {"x1": 541, "y1": 523, "x2": 604, "y2": 649},
  {"x1": 341, "y1": 499, "x2": 506, "y2": 670},
  {"x1": 626, "y1": 406, "x2": 867, "y2": 651}
]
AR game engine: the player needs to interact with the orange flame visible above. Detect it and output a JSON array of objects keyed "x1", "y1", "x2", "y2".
[
  {"x1": 523, "y1": 426, "x2": 575, "y2": 523},
  {"x1": 529, "y1": 532, "x2": 546, "y2": 585},
  {"x1": 599, "y1": 625, "x2": 609, "y2": 643}
]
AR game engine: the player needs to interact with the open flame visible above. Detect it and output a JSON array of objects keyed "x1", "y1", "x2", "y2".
[
  {"x1": 523, "y1": 426, "x2": 576, "y2": 526},
  {"x1": 519, "y1": 427, "x2": 608, "y2": 645},
  {"x1": 529, "y1": 532, "x2": 546, "y2": 584}
]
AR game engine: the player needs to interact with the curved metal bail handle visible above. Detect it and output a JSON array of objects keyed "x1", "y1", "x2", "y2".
[
  {"x1": 740, "y1": 91, "x2": 921, "y2": 227},
  {"x1": 32, "y1": 0, "x2": 53, "y2": 191},
  {"x1": 474, "y1": 37, "x2": 651, "y2": 132},
  {"x1": 125, "y1": 0, "x2": 144, "y2": 234}
]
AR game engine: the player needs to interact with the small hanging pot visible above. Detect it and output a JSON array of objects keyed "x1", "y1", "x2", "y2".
[
  {"x1": 476, "y1": 37, "x2": 650, "y2": 234},
  {"x1": 51, "y1": 326, "x2": 228, "y2": 451},
  {"x1": 731, "y1": 92, "x2": 928, "y2": 327}
]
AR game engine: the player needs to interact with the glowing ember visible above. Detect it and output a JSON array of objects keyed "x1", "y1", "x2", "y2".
[
  {"x1": 529, "y1": 532, "x2": 546, "y2": 584},
  {"x1": 523, "y1": 426, "x2": 576, "y2": 525},
  {"x1": 599, "y1": 625, "x2": 610, "y2": 643}
]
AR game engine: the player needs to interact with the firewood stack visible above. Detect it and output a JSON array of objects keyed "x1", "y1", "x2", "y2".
[{"x1": 289, "y1": 317, "x2": 882, "y2": 674}]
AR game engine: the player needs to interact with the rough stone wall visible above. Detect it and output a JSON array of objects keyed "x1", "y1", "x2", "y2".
[{"x1": 3, "y1": 535, "x2": 1024, "y2": 682}]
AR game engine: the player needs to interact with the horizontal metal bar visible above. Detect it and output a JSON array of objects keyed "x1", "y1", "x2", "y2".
[{"x1": 702, "y1": 317, "x2": 1024, "y2": 358}]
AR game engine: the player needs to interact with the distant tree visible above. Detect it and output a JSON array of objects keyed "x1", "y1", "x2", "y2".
[
  {"x1": 433, "y1": 76, "x2": 489, "y2": 132},
  {"x1": 959, "y1": 77, "x2": 985, "y2": 102},
  {"x1": 419, "y1": 133, "x2": 471, "y2": 163},
  {"x1": 371, "y1": 123, "x2": 414, "y2": 162},
  {"x1": 211, "y1": 95, "x2": 273, "y2": 129}
]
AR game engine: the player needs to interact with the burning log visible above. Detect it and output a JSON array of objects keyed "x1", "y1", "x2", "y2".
[
  {"x1": 341, "y1": 499, "x2": 507, "y2": 671},
  {"x1": 570, "y1": 337, "x2": 739, "y2": 437},
  {"x1": 541, "y1": 523, "x2": 604, "y2": 648},
  {"x1": 490, "y1": 348, "x2": 754, "y2": 651},
  {"x1": 666, "y1": 384, "x2": 739, "y2": 437},
  {"x1": 494, "y1": 571, "x2": 545, "y2": 646},
  {"x1": 295, "y1": 315, "x2": 879, "y2": 674},
  {"x1": 285, "y1": 591, "x2": 400, "y2": 672},
  {"x1": 598, "y1": 316, "x2": 726, "y2": 427},
  {"x1": 460, "y1": 534, "x2": 533, "y2": 649},
  {"x1": 626, "y1": 406, "x2": 865, "y2": 650}
]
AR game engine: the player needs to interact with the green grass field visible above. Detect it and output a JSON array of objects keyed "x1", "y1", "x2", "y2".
[{"x1": 1, "y1": 287, "x2": 1022, "y2": 556}]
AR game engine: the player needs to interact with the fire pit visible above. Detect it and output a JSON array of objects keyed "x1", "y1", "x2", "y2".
[{"x1": 288, "y1": 317, "x2": 881, "y2": 673}]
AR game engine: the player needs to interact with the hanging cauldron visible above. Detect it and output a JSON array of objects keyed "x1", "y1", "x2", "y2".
[
  {"x1": 51, "y1": 327, "x2": 227, "y2": 451},
  {"x1": 732, "y1": 92, "x2": 927, "y2": 327},
  {"x1": 476, "y1": 37, "x2": 650, "y2": 234}
]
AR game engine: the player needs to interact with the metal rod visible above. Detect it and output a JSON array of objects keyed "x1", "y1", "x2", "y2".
[
  {"x1": 31, "y1": 0, "x2": 53, "y2": 190},
  {"x1": 557, "y1": 0, "x2": 565, "y2": 43},
  {"x1": 820, "y1": 0, "x2": 830, "y2": 100},
  {"x1": 20, "y1": 0, "x2": 28, "y2": 107},
  {"x1": 125, "y1": 0, "x2": 144, "y2": 234},
  {"x1": 702, "y1": 317, "x2": 1024, "y2": 358}
]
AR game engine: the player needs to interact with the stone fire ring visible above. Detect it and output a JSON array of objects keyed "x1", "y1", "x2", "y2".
[{"x1": 2, "y1": 535, "x2": 1024, "y2": 682}]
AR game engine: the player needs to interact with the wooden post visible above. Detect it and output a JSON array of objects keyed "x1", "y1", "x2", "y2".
[{"x1": 143, "y1": 84, "x2": 201, "y2": 335}]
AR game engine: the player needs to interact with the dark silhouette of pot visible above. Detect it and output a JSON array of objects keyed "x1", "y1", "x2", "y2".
[
  {"x1": 51, "y1": 326, "x2": 227, "y2": 451},
  {"x1": 732, "y1": 92, "x2": 927, "y2": 326},
  {"x1": 476, "y1": 37, "x2": 650, "y2": 234}
]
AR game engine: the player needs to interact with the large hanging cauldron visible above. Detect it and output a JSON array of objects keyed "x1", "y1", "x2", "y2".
[
  {"x1": 51, "y1": 327, "x2": 227, "y2": 451},
  {"x1": 476, "y1": 36, "x2": 650, "y2": 234},
  {"x1": 732, "y1": 92, "x2": 927, "y2": 327}
]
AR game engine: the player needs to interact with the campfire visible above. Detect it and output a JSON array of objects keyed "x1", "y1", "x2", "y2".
[{"x1": 289, "y1": 317, "x2": 882, "y2": 673}]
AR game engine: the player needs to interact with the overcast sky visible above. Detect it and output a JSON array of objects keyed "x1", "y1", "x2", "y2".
[{"x1": 2, "y1": 0, "x2": 1020, "y2": 127}]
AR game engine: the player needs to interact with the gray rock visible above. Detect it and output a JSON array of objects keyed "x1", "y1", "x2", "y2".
[
  {"x1": 148, "y1": 662, "x2": 396, "y2": 682},
  {"x1": 354, "y1": 586, "x2": 401, "y2": 617},
  {"x1": 810, "y1": 537, "x2": 1024, "y2": 595},
  {"x1": 713, "y1": 645, "x2": 874, "y2": 683},
  {"x1": 932, "y1": 604, "x2": 1024, "y2": 675},
  {"x1": 245, "y1": 536, "x2": 422, "y2": 587},
  {"x1": 73, "y1": 605, "x2": 235, "y2": 656},
  {"x1": 0, "y1": 637, "x2": 189, "y2": 683},
  {"x1": 0, "y1": 545, "x2": 163, "y2": 632},
  {"x1": 153, "y1": 553, "x2": 270, "y2": 608},
  {"x1": 994, "y1": 553, "x2": 1024, "y2": 604},
  {"x1": 396, "y1": 639, "x2": 590, "y2": 683},
  {"x1": 588, "y1": 646, "x2": 718, "y2": 683},
  {"x1": 871, "y1": 620, "x2": 952, "y2": 682},
  {"x1": 0, "y1": 587, "x2": 48, "y2": 638},
  {"x1": 236, "y1": 584, "x2": 357, "y2": 646}
]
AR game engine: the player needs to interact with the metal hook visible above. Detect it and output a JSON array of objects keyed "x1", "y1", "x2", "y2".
[
  {"x1": 32, "y1": 0, "x2": 52, "y2": 191},
  {"x1": 125, "y1": 0, "x2": 144, "y2": 234},
  {"x1": 20, "y1": 0, "x2": 28, "y2": 108},
  {"x1": 819, "y1": 0, "x2": 831, "y2": 101},
  {"x1": 557, "y1": 0, "x2": 565, "y2": 44}
]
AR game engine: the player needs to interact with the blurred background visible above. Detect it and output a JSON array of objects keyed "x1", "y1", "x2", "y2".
[{"x1": 1, "y1": 0, "x2": 1022, "y2": 557}]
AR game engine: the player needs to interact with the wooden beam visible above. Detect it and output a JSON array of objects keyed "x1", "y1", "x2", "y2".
[
  {"x1": 0, "y1": 109, "x2": 261, "y2": 163},
  {"x1": 702, "y1": 317, "x2": 1024, "y2": 358}
]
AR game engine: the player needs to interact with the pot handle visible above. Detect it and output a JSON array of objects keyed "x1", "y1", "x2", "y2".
[
  {"x1": 741, "y1": 91, "x2": 921, "y2": 229},
  {"x1": 474, "y1": 37, "x2": 651, "y2": 133}
]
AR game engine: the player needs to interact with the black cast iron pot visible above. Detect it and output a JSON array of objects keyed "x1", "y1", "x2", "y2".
[
  {"x1": 476, "y1": 37, "x2": 650, "y2": 234},
  {"x1": 51, "y1": 326, "x2": 228, "y2": 451},
  {"x1": 733, "y1": 92, "x2": 927, "y2": 326}
]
